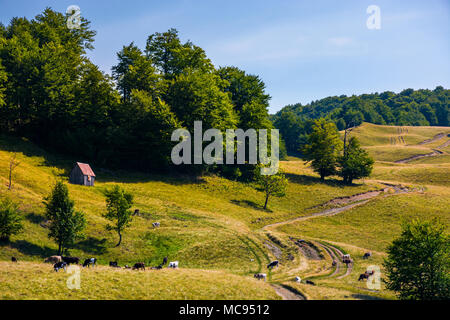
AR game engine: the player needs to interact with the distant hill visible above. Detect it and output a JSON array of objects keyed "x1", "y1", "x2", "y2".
[{"x1": 272, "y1": 87, "x2": 449, "y2": 154}]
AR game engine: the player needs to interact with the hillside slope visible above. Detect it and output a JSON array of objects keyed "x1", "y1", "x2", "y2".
[{"x1": 0, "y1": 123, "x2": 449, "y2": 300}]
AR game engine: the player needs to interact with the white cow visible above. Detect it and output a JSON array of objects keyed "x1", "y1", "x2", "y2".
[{"x1": 168, "y1": 261, "x2": 179, "y2": 268}]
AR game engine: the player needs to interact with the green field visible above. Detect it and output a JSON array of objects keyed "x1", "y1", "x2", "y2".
[{"x1": 0, "y1": 123, "x2": 449, "y2": 300}]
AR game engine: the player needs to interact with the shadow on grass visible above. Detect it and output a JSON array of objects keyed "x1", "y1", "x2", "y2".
[
  {"x1": 74, "y1": 237, "x2": 108, "y2": 255},
  {"x1": 0, "y1": 134, "x2": 208, "y2": 186},
  {"x1": 4, "y1": 240, "x2": 55, "y2": 258},
  {"x1": 25, "y1": 213, "x2": 46, "y2": 224},
  {"x1": 351, "y1": 293, "x2": 385, "y2": 300},
  {"x1": 285, "y1": 173, "x2": 362, "y2": 187},
  {"x1": 230, "y1": 199, "x2": 273, "y2": 212}
]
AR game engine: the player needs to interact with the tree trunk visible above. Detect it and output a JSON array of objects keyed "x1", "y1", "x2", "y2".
[
  {"x1": 8, "y1": 165, "x2": 12, "y2": 190},
  {"x1": 320, "y1": 173, "x2": 325, "y2": 180},
  {"x1": 264, "y1": 194, "x2": 269, "y2": 210},
  {"x1": 116, "y1": 231, "x2": 122, "y2": 247}
]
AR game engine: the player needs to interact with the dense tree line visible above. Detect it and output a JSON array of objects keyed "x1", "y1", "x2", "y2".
[
  {"x1": 0, "y1": 9, "x2": 277, "y2": 179},
  {"x1": 273, "y1": 88, "x2": 449, "y2": 154}
]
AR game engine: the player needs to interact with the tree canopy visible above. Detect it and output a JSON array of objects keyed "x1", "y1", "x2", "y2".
[
  {"x1": 273, "y1": 88, "x2": 449, "y2": 154},
  {"x1": 0, "y1": 9, "x2": 274, "y2": 178},
  {"x1": 383, "y1": 219, "x2": 450, "y2": 300}
]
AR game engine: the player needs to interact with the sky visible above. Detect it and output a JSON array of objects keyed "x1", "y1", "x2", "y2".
[{"x1": 1, "y1": 0, "x2": 449, "y2": 113}]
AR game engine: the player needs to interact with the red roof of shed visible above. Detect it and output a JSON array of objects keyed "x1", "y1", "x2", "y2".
[{"x1": 76, "y1": 162, "x2": 95, "y2": 177}]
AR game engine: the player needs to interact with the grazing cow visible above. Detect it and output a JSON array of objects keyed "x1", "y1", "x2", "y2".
[
  {"x1": 62, "y1": 256, "x2": 80, "y2": 265},
  {"x1": 363, "y1": 252, "x2": 372, "y2": 259},
  {"x1": 54, "y1": 262, "x2": 67, "y2": 272},
  {"x1": 168, "y1": 261, "x2": 179, "y2": 268},
  {"x1": 109, "y1": 261, "x2": 118, "y2": 267},
  {"x1": 267, "y1": 260, "x2": 279, "y2": 269},
  {"x1": 151, "y1": 265, "x2": 163, "y2": 270},
  {"x1": 82, "y1": 258, "x2": 97, "y2": 268},
  {"x1": 45, "y1": 256, "x2": 62, "y2": 264},
  {"x1": 132, "y1": 262, "x2": 145, "y2": 270},
  {"x1": 161, "y1": 256, "x2": 168, "y2": 266},
  {"x1": 152, "y1": 222, "x2": 160, "y2": 228},
  {"x1": 342, "y1": 254, "x2": 352, "y2": 265},
  {"x1": 358, "y1": 270, "x2": 375, "y2": 281},
  {"x1": 305, "y1": 280, "x2": 315, "y2": 286},
  {"x1": 254, "y1": 273, "x2": 267, "y2": 281},
  {"x1": 11, "y1": 257, "x2": 17, "y2": 262},
  {"x1": 295, "y1": 276, "x2": 301, "y2": 283}
]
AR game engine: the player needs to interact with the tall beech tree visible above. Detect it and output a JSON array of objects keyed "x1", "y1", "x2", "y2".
[
  {"x1": 383, "y1": 219, "x2": 450, "y2": 300},
  {"x1": 103, "y1": 185, "x2": 134, "y2": 247},
  {"x1": 338, "y1": 137, "x2": 374, "y2": 184},
  {"x1": 302, "y1": 119, "x2": 342, "y2": 180},
  {"x1": 44, "y1": 182, "x2": 86, "y2": 255}
]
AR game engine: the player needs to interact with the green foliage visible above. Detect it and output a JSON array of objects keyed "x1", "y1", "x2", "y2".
[
  {"x1": 103, "y1": 185, "x2": 134, "y2": 247},
  {"x1": 273, "y1": 88, "x2": 449, "y2": 154},
  {"x1": 0, "y1": 197, "x2": 23, "y2": 241},
  {"x1": 383, "y1": 219, "x2": 450, "y2": 300},
  {"x1": 302, "y1": 119, "x2": 342, "y2": 180},
  {"x1": 166, "y1": 70, "x2": 237, "y2": 131},
  {"x1": 145, "y1": 28, "x2": 213, "y2": 78},
  {"x1": 112, "y1": 43, "x2": 161, "y2": 102},
  {"x1": 338, "y1": 137, "x2": 374, "y2": 184},
  {"x1": 253, "y1": 166, "x2": 288, "y2": 210},
  {"x1": 0, "y1": 8, "x2": 274, "y2": 176},
  {"x1": 43, "y1": 182, "x2": 86, "y2": 255}
]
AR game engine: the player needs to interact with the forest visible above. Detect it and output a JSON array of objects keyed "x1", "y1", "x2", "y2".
[
  {"x1": 272, "y1": 88, "x2": 449, "y2": 154},
  {"x1": 0, "y1": 8, "x2": 448, "y2": 171},
  {"x1": 0, "y1": 8, "x2": 274, "y2": 179}
]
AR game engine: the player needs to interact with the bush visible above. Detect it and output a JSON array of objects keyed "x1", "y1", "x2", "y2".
[{"x1": 0, "y1": 197, "x2": 23, "y2": 242}]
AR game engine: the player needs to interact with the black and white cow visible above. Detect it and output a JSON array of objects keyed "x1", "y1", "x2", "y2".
[
  {"x1": 267, "y1": 260, "x2": 279, "y2": 269},
  {"x1": 82, "y1": 258, "x2": 97, "y2": 268},
  {"x1": 54, "y1": 261, "x2": 67, "y2": 272}
]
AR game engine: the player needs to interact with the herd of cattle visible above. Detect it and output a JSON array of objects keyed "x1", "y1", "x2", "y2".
[
  {"x1": 10, "y1": 250, "x2": 375, "y2": 285},
  {"x1": 253, "y1": 251, "x2": 375, "y2": 285},
  {"x1": 39, "y1": 255, "x2": 178, "y2": 272}
]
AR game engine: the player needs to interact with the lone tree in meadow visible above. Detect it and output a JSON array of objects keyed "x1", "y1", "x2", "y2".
[
  {"x1": 338, "y1": 137, "x2": 374, "y2": 184},
  {"x1": 0, "y1": 197, "x2": 23, "y2": 242},
  {"x1": 44, "y1": 182, "x2": 86, "y2": 255},
  {"x1": 254, "y1": 166, "x2": 288, "y2": 210},
  {"x1": 302, "y1": 119, "x2": 342, "y2": 180},
  {"x1": 103, "y1": 185, "x2": 134, "y2": 247},
  {"x1": 383, "y1": 219, "x2": 450, "y2": 300}
]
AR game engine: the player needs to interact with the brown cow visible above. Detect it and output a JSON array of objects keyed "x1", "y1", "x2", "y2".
[{"x1": 44, "y1": 256, "x2": 62, "y2": 264}]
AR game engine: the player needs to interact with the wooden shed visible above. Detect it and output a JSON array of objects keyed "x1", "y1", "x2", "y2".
[{"x1": 69, "y1": 162, "x2": 96, "y2": 186}]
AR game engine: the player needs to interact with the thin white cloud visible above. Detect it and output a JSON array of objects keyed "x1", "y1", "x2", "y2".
[{"x1": 328, "y1": 37, "x2": 354, "y2": 47}]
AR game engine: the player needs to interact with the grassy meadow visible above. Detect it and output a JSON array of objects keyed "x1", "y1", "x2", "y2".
[{"x1": 0, "y1": 123, "x2": 449, "y2": 300}]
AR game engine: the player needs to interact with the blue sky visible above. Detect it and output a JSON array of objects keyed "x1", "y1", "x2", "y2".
[{"x1": 1, "y1": 0, "x2": 449, "y2": 113}]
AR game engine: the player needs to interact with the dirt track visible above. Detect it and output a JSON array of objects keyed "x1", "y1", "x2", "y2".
[
  {"x1": 395, "y1": 149, "x2": 444, "y2": 163},
  {"x1": 271, "y1": 284, "x2": 306, "y2": 300},
  {"x1": 416, "y1": 133, "x2": 445, "y2": 145}
]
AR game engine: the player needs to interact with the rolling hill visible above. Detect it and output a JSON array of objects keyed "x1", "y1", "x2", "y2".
[{"x1": 0, "y1": 123, "x2": 449, "y2": 300}]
